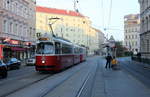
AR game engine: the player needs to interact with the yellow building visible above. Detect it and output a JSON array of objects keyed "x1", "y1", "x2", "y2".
[{"x1": 36, "y1": 6, "x2": 101, "y2": 54}]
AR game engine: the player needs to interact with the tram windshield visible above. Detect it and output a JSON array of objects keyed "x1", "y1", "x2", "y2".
[{"x1": 36, "y1": 42, "x2": 54, "y2": 54}]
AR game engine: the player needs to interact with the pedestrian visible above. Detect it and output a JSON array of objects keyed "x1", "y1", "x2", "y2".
[
  {"x1": 137, "y1": 52, "x2": 141, "y2": 62},
  {"x1": 105, "y1": 54, "x2": 112, "y2": 69},
  {"x1": 111, "y1": 56, "x2": 118, "y2": 69}
]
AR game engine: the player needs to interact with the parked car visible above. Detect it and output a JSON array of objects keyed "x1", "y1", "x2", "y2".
[
  {"x1": 26, "y1": 57, "x2": 35, "y2": 66},
  {"x1": 7, "y1": 58, "x2": 21, "y2": 70},
  {"x1": 0, "y1": 60, "x2": 7, "y2": 78}
]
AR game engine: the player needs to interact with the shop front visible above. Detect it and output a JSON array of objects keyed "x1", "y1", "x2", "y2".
[{"x1": 0, "y1": 38, "x2": 35, "y2": 62}]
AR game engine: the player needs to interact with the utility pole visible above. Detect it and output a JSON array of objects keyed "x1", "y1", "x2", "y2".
[{"x1": 74, "y1": 0, "x2": 79, "y2": 12}]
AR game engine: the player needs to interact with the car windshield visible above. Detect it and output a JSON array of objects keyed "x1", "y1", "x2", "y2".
[{"x1": 36, "y1": 42, "x2": 54, "y2": 54}]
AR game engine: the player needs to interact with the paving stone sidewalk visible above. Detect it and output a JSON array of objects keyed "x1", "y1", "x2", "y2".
[{"x1": 91, "y1": 59, "x2": 150, "y2": 97}]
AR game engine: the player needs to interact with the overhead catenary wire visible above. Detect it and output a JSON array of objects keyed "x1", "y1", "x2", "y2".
[
  {"x1": 108, "y1": 0, "x2": 113, "y2": 30},
  {"x1": 100, "y1": 0, "x2": 104, "y2": 29}
]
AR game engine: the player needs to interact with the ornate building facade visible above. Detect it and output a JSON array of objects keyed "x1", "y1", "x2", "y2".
[
  {"x1": 124, "y1": 14, "x2": 140, "y2": 54},
  {"x1": 139, "y1": 0, "x2": 150, "y2": 56},
  {"x1": 0, "y1": 0, "x2": 36, "y2": 61}
]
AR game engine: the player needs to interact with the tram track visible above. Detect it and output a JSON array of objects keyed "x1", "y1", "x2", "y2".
[
  {"x1": 0, "y1": 70, "x2": 37, "y2": 86},
  {"x1": 0, "y1": 74, "x2": 51, "y2": 97},
  {"x1": 76, "y1": 59, "x2": 99, "y2": 97},
  {"x1": 38, "y1": 62, "x2": 92, "y2": 97},
  {"x1": 4, "y1": 61, "x2": 89, "y2": 97}
]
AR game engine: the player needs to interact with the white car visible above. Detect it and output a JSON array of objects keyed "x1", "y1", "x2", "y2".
[{"x1": 26, "y1": 57, "x2": 35, "y2": 66}]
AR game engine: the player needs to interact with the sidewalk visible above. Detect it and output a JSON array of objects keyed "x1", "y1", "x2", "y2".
[{"x1": 91, "y1": 59, "x2": 150, "y2": 97}]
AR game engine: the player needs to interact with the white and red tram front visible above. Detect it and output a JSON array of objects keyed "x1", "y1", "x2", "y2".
[{"x1": 35, "y1": 38, "x2": 75, "y2": 72}]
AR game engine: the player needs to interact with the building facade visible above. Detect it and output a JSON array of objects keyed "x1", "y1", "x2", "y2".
[
  {"x1": 36, "y1": 6, "x2": 104, "y2": 55},
  {"x1": 124, "y1": 14, "x2": 140, "y2": 54},
  {"x1": 0, "y1": 0, "x2": 36, "y2": 61},
  {"x1": 139, "y1": 0, "x2": 150, "y2": 56},
  {"x1": 92, "y1": 28, "x2": 105, "y2": 55}
]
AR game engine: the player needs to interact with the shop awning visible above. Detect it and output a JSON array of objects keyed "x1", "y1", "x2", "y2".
[{"x1": 11, "y1": 47, "x2": 26, "y2": 51}]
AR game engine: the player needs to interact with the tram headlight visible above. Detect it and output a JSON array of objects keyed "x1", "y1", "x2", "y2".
[{"x1": 42, "y1": 60, "x2": 45, "y2": 64}]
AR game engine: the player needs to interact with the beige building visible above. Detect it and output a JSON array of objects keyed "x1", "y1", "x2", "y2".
[
  {"x1": 139, "y1": 0, "x2": 150, "y2": 54},
  {"x1": 124, "y1": 14, "x2": 140, "y2": 54},
  {"x1": 36, "y1": 6, "x2": 104, "y2": 55},
  {"x1": 0, "y1": 0, "x2": 36, "y2": 60}
]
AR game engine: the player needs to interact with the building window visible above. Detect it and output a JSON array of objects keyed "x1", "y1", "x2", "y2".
[
  {"x1": 135, "y1": 35, "x2": 137, "y2": 39},
  {"x1": 3, "y1": 0, "x2": 6, "y2": 8},
  {"x1": 147, "y1": 40, "x2": 149, "y2": 52},
  {"x1": 15, "y1": 3, "x2": 18, "y2": 14},
  {"x1": 30, "y1": 27, "x2": 32, "y2": 36},
  {"x1": 10, "y1": 22, "x2": 13, "y2": 34},
  {"x1": 135, "y1": 41, "x2": 137, "y2": 46},
  {"x1": 126, "y1": 42, "x2": 128, "y2": 46},
  {"x1": 24, "y1": 8, "x2": 27, "y2": 18},
  {"x1": 132, "y1": 42, "x2": 134, "y2": 46},
  {"x1": 16, "y1": 24, "x2": 18, "y2": 35},
  {"x1": 3, "y1": 20, "x2": 7, "y2": 33},
  {"x1": 19, "y1": 25, "x2": 22, "y2": 36},
  {"x1": 36, "y1": 33, "x2": 41, "y2": 37},
  {"x1": 6, "y1": 0, "x2": 10, "y2": 10},
  {"x1": 132, "y1": 35, "x2": 134, "y2": 39}
]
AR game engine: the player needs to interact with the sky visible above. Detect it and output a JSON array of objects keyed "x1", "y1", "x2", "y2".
[{"x1": 36, "y1": 0, "x2": 140, "y2": 41}]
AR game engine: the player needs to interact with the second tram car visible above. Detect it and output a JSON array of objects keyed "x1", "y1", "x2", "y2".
[{"x1": 35, "y1": 37, "x2": 86, "y2": 72}]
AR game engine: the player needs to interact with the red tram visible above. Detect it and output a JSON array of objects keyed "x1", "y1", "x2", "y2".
[{"x1": 35, "y1": 37, "x2": 86, "y2": 72}]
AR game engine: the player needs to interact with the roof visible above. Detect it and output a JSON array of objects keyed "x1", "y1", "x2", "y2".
[
  {"x1": 36, "y1": 6, "x2": 84, "y2": 17},
  {"x1": 109, "y1": 35, "x2": 115, "y2": 42},
  {"x1": 92, "y1": 28, "x2": 102, "y2": 32}
]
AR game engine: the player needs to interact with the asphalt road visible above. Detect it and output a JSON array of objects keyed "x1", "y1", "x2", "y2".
[
  {"x1": 0, "y1": 56, "x2": 150, "y2": 97},
  {"x1": 0, "y1": 57, "x2": 99, "y2": 97}
]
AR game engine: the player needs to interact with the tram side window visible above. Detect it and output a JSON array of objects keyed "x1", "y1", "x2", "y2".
[
  {"x1": 79, "y1": 48, "x2": 83, "y2": 54},
  {"x1": 55, "y1": 42, "x2": 61, "y2": 54},
  {"x1": 62, "y1": 44, "x2": 73, "y2": 54},
  {"x1": 74, "y1": 47, "x2": 80, "y2": 54}
]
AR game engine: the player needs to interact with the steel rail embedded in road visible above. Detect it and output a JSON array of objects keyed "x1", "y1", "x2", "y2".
[
  {"x1": 4, "y1": 62, "x2": 88, "y2": 97},
  {"x1": 76, "y1": 70, "x2": 91, "y2": 97},
  {"x1": 38, "y1": 63, "x2": 89, "y2": 97},
  {"x1": 0, "y1": 75, "x2": 51, "y2": 97},
  {"x1": 76, "y1": 60, "x2": 99, "y2": 97}
]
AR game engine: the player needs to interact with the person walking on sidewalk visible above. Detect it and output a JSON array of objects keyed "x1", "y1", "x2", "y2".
[{"x1": 105, "y1": 54, "x2": 112, "y2": 69}]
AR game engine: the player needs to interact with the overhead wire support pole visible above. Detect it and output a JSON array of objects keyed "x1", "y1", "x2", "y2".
[{"x1": 74, "y1": 0, "x2": 79, "y2": 12}]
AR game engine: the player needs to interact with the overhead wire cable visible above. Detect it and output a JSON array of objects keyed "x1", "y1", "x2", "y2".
[
  {"x1": 108, "y1": 0, "x2": 112, "y2": 29},
  {"x1": 101, "y1": 0, "x2": 104, "y2": 29}
]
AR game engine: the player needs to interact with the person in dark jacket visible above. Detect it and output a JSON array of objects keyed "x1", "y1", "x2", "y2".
[
  {"x1": 137, "y1": 52, "x2": 141, "y2": 62},
  {"x1": 105, "y1": 54, "x2": 112, "y2": 69}
]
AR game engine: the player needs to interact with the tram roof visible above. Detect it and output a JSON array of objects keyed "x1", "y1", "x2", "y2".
[{"x1": 53, "y1": 37, "x2": 73, "y2": 45}]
